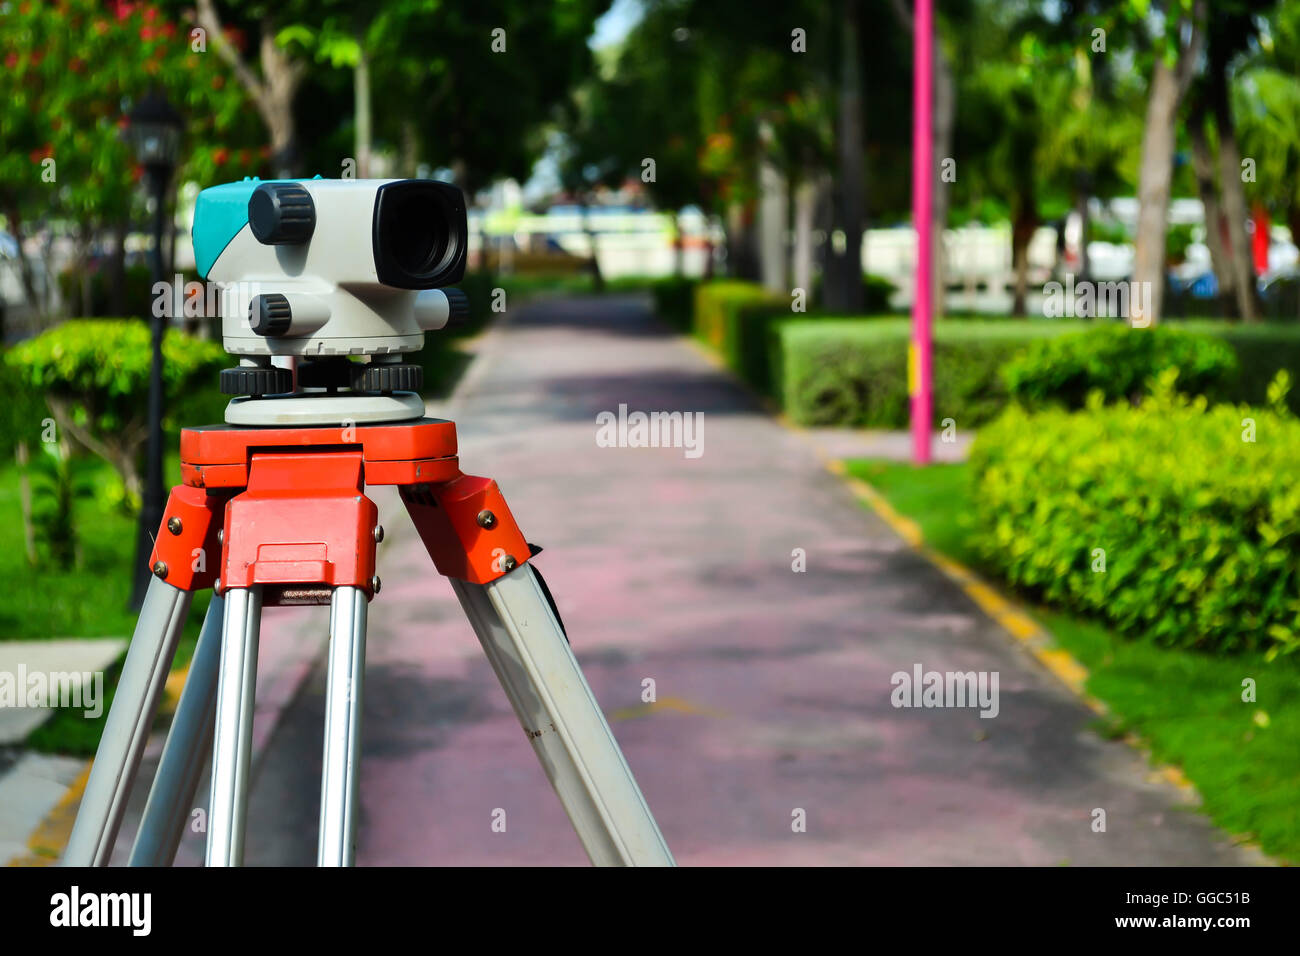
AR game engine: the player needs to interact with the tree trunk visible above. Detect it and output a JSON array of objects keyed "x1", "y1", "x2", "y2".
[
  {"x1": 581, "y1": 196, "x2": 604, "y2": 292},
  {"x1": 1212, "y1": 80, "x2": 1260, "y2": 322},
  {"x1": 1131, "y1": 60, "x2": 1182, "y2": 326},
  {"x1": 825, "y1": 0, "x2": 864, "y2": 312},
  {"x1": 260, "y1": 23, "x2": 303, "y2": 178},
  {"x1": 1074, "y1": 171, "x2": 1092, "y2": 283},
  {"x1": 106, "y1": 217, "x2": 128, "y2": 316},
  {"x1": 1130, "y1": 5, "x2": 1205, "y2": 326},
  {"x1": 672, "y1": 210, "x2": 685, "y2": 277},
  {"x1": 792, "y1": 176, "x2": 816, "y2": 299},
  {"x1": 1011, "y1": 205, "x2": 1037, "y2": 317},
  {"x1": 5, "y1": 205, "x2": 43, "y2": 324},
  {"x1": 1188, "y1": 111, "x2": 1236, "y2": 317},
  {"x1": 725, "y1": 201, "x2": 760, "y2": 281},
  {"x1": 354, "y1": 34, "x2": 372, "y2": 178}
]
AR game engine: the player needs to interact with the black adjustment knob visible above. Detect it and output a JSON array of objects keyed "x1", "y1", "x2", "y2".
[
  {"x1": 220, "y1": 366, "x2": 293, "y2": 397},
  {"x1": 249, "y1": 293, "x2": 291, "y2": 336},
  {"x1": 351, "y1": 363, "x2": 423, "y2": 393},
  {"x1": 248, "y1": 183, "x2": 316, "y2": 245},
  {"x1": 442, "y1": 288, "x2": 470, "y2": 326}
]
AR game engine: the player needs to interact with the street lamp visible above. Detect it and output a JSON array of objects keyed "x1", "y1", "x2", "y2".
[{"x1": 125, "y1": 90, "x2": 183, "y2": 611}]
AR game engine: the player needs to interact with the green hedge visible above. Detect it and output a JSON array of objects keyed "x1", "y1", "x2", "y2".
[
  {"x1": 692, "y1": 281, "x2": 790, "y2": 396},
  {"x1": 1003, "y1": 324, "x2": 1239, "y2": 409},
  {"x1": 774, "y1": 318, "x2": 1300, "y2": 428},
  {"x1": 969, "y1": 374, "x2": 1300, "y2": 656},
  {"x1": 777, "y1": 319, "x2": 1082, "y2": 427}
]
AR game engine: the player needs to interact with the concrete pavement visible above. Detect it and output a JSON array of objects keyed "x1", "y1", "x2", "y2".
[{"x1": 237, "y1": 293, "x2": 1255, "y2": 866}]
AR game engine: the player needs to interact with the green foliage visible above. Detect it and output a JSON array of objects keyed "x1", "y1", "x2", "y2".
[
  {"x1": 692, "y1": 281, "x2": 788, "y2": 395},
  {"x1": 5, "y1": 320, "x2": 225, "y2": 505},
  {"x1": 1003, "y1": 324, "x2": 1239, "y2": 410},
  {"x1": 970, "y1": 372, "x2": 1300, "y2": 656},
  {"x1": 777, "y1": 318, "x2": 1079, "y2": 427},
  {"x1": 28, "y1": 439, "x2": 84, "y2": 570},
  {"x1": 56, "y1": 264, "x2": 159, "y2": 319}
]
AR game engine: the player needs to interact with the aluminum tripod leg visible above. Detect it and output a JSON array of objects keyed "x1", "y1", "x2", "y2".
[
  {"x1": 63, "y1": 577, "x2": 193, "y2": 867},
  {"x1": 205, "y1": 587, "x2": 261, "y2": 866},
  {"x1": 450, "y1": 565, "x2": 674, "y2": 866},
  {"x1": 129, "y1": 594, "x2": 224, "y2": 866},
  {"x1": 318, "y1": 586, "x2": 368, "y2": 866}
]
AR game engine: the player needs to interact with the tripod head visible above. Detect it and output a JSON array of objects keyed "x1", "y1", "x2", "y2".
[{"x1": 193, "y1": 177, "x2": 470, "y2": 425}]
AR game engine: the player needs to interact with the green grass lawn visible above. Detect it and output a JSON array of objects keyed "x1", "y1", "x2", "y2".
[
  {"x1": 0, "y1": 452, "x2": 208, "y2": 754},
  {"x1": 846, "y1": 458, "x2": 1300, "y2": 864}
]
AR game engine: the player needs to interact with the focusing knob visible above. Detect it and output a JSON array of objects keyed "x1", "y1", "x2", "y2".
[
  {"x1": 351, "y1": 363, "x2": 423, "y2": 393},
  {"x1": 443, "y1": 288, "x2": 470, "y2": 326},
  {"x1": 248, "y1": 183, "x2": 316, "y2": 245},
  {"x1": 249, "y1": 293, "x2": 291, "y2": 336},
  {"x1": 220, "y1": 366, "x2": 293, "y2": 397}
]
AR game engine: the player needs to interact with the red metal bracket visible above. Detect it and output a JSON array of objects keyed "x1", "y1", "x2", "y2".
[
  {"x1": 220, "y1": 451, "x2": 378, "y2": 597},
  {"x1": 144, "y1": 418, "x2": 533, "y2": 596},
  {"x1": 401, "y1": 475, "x2": 530, "y2": 585},
  {"x1": 149, "y1": 485, "x2": 228, "y2": 591}
]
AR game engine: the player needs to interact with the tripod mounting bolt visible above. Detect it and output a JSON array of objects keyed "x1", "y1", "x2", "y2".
[
  {"x1": 371, "y1": 575, "x2": 382, "y2": 594},
  {"x1": 167, "y1": 517, "x2": 183, "y2": 535},
  {"x1": 500, "y1": 555, "x2": 518, "y2": 572},
  {"x1": 152, "y1": 561, "x2": 169, "y2": 580},
  {"x1": 476, "y1": 510, "x2": 497, "y2": 529},
  {"x1": 373, "y1": 525, "x2": 385, "y2": 543}
]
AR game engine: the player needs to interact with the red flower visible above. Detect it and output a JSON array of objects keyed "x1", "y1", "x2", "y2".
[
  {"x1": 213, "y1": 148, "x2": 229, "y2": 165},
  {"x1": 236, "y1": 149, "x2": 248, "y2": 165},
  {"x1": 211, "y1": 74, "x2": 224, "y2": 90},
  {"x1": 4, "y1": 54, "x2": 17, "y2": 69},
  {"x1": 140, "y1": 26, "x2": 154, "y2": 41}
]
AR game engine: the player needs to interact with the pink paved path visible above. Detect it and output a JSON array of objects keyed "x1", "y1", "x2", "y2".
[{"x1": 234, "y1": 294, "x2": 1253, "y2": 866}]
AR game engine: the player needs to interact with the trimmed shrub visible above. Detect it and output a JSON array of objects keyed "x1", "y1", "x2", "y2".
[
  {"x1": 5, "y1": 319, "x2": 226, "y2": 507},
  {"x1": 969, "y1": 372, "x2": 1300, "y2": 656},
  {"x1": 692, "y1": 281, "x2": 789, "y2": 396},
  {"x1": 1002, "y1": 323, "x2": 1239, "y2": 409},
  {"x1": 777, "y1": 319, "x2": 1081, "y2": 427}
]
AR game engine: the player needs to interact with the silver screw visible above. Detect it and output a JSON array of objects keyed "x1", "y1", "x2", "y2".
[
  {"x1": 477, "y1": 510, "x2": 497, "y2": 529},
  {"x1": 152, "y1": 561, "x2": 169, "y2": 579},
  {"x1": 217, "y1": 528, "x2": 224, "y2": 544},
  {"x1": 373, "y1": 525, "x2": 385, "y2": 543},
  {"x1": 371, "y1": 575, "x2": 382, "y2": 594},
  {"x1": 167, "y1": 516, "x2": 183, "y2": 535},
  {"x1": 214, "y1": 578, "x2": 221, "y2": 592},
  {"x1": 500, "y1": 555, "x2": 518, "y2": 572}
]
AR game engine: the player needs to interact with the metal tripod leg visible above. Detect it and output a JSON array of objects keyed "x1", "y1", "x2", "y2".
[
  {"x1": 129, "y1": 594, "x2": 224, "y2": 866},
  {"x1": 318, "y1": 586, "x2": 368, "y2": 866},
  {"x1": 205, "y1": 587, "x2": 261, "y2": 866},
  {"x1": 450, "y1": 565, "x2": 675, "y2": 866},
  {"x1": 63, "y1": 577, "x2": 193, "y2": 867}
]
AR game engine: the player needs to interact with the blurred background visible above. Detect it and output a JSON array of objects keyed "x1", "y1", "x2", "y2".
[{"x1": 2, "y1": 0, "x2": 1299, "y2": 866}]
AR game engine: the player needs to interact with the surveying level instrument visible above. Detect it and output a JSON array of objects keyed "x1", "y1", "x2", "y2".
[{"x1": 62, "y1": 178, "x2": 675, "y2": 867}]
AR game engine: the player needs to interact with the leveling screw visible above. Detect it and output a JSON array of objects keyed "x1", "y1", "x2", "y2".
[
  {"x1": 167, "y1": 516, "x2": 183, "y2": 535},
  {"x1": 477, "y1": 510, "x2": 497, "y2": 529}
]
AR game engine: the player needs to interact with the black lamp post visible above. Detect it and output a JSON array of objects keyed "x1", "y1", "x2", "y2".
[{"x1": 126, "y1": 90, "x2": 183, "y2": 611}]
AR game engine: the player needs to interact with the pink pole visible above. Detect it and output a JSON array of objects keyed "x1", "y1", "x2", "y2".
[{"x1": 910, "y1": 0, "x2": 934, "y2": 464}]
